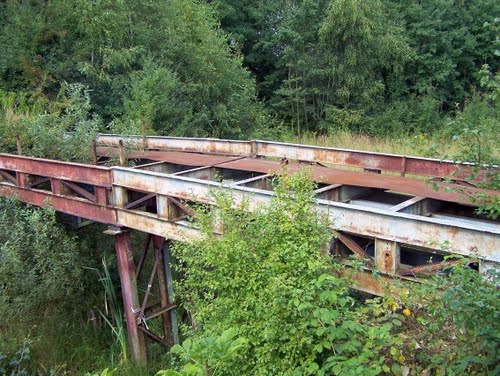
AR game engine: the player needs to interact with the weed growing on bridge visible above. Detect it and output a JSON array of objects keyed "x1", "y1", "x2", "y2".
[
  {"x1": 154, "y1": 170, "x2": 500, "y2": 376},
  {"x1": 167, "y1": 171, "x2": 402, "y2": 374}
]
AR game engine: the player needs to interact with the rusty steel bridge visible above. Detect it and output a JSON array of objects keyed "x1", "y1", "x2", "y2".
[{"x1": 0, "y1": 134, "x2": 498, "y2": 363}]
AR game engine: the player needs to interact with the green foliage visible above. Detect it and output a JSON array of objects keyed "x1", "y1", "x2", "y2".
[
  {"x1": 0, "y1": 340, "x2": 31, "y2": 376},
  {"x1": 172, "y1": 171, "x2": 405, "y2": 374},
  {"x1": 95, "y1": 258, "x2": 129, "y2": 364},
  {"x1": 0, "y1": 83, "x2": 99, "y2": 162},
  {"x1": 387, "y1": 0, "x2": 499, "y2": 109},
  {"x1": 173, "y1": 170, "x2": 330, "y2": 373},
  {"x1": 165, "y1": 172, "x2": 500, "y2": 375},
  {"x1": 0, "y1": 198, "x2": 84, "y2": 320},
  {"x1": 157, "y1": 328, "x2": 247, "y2": 376},
  {"x1": 84, "y1": 368, "x2": 117, "y2": 376},
  {"x1": 0, "y1": 0, "x2": 260, "y2": 138},
  {"x1": 401, "y1": 261, "x2": 500, "y2": 374}
]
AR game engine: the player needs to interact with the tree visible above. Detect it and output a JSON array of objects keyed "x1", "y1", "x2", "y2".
[
  {"x1": 387, "y1": 0, "x2": 500, "y2": 109},
  {"x1": 0, "y1": 0, "x2": 260, "y2": 138}
]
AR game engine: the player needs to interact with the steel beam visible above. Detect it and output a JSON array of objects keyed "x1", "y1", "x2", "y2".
[
  {"x1": 97, "y1": 149, "x2": 496, "y2": 204},
  {"x1": 0, "y1": 184, "x2": 117, "y2": 223},
  {"x1": 0, "y1": 154, "x2": 112, "y2": 186},
  {"x1": 153, "y1": 237, "x2": 173, "y2": 346},
  {"x1": 375, "y1": 239, "x2": 400, "y2": 274},
  {"x1": 95, "y1": 134, "x2": 495, "y2": 180},
  {"x1": 111, "y1": 168, "x2": 500, "y2": 261}
]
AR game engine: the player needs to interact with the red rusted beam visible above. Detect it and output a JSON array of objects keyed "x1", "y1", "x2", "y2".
[
  {"x1": 337, "y1": 233, "x2": 374, "y2": 264},
  {"x1": 96, "y1": 148, "x2": 498, "y2": 205},
  {"x1": 96, "y1": 135, "x2": 494, "y2": 180},
  {"x1": 137, "y1": 326, "x2": 169, "y2": 348},
  {"x1": 61, "y1": 180, "x2": 97, "y2": 202},
  {"x1": 95, "y1": 186, "x2": 108, "y2": 205},
  {"x1": 0, "y1": 154, "x2": 112, "y2": 187},
  {"x1": 398, "y1": 259, "x2": 467, "y2": 276},
  {"x1": 0, "y1": 184, "x2": 116, "y2": 223},
  {"x1": 218, "y1": 158, "x2": 497, "y2": 205},
  {"x1": 255, "y1": 141, "x2": 492, "y2": 181},
  {"x1": 114, "y1": 230, "x2": 147, "y2": 363},
  {"x1": 145, "y1": 303, "x2": 177, "y2": 322},
  {"x1": 50, "y1": 178, "x2": 62, "y2": 195},
  {"x1": 28, "y1": 176, "x2": 50, "y2": 187},
  {"x1": 97, "y1": 147, "x2": 241, "y2": 167},
  {"x1": 137, "y1": 257, "x2": 158, "y2": 321},
  {"x1": 16, "y1": 172, "x2": 27, "y2": 188},
  {"x1": 0, "y1": 170, "x2": 18, "y2": 185}
]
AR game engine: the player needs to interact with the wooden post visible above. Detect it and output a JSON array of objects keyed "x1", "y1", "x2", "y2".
[{"x1": 114, "y1": 229, "x2": 147, "y2": 364}]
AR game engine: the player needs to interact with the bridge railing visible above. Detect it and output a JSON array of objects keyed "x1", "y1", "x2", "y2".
[{"x1": 95, "y1": 133, "x2": 496, "y2": 181}]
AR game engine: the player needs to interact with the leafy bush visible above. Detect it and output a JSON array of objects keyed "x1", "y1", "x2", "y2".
[
  {"x1": 0, "y1": 198, "x2": 85, "y2": 320},
  {"x1": 0, "y1": 340, "x2": 31, "y2": 376},
  {"x1": 0, "y1": 83, "x2": 99, "y2": 162},
  {"x1": 399, "y1": 261, "x2": 500, "y2": 375},
  {"x1": 171, "y1": 171, "x2": 406, "y2": 374},
  {"x1": 165, "y1": 171, "x2": 499, "y2": 375},
  {"x1": 157, "y1": 328, "x2": 247, "y2": 376}
]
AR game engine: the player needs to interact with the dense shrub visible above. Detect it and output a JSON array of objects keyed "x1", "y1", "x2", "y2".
[
  {"x1": 0, "y1": 198, "x2": 85, "y2": 320},
  {"x1": 160, "y1": 170, "x2": 500, "y2": 375}
]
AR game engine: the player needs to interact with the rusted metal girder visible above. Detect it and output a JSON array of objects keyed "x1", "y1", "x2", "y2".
[
  {"x1": 337, "y1": 233, "x2": 374, "y2": 264},
  {"x1": 0, "y1": 185, "x2": 116, "y2": 223},
  {"x1": 0, "y1": 149, "x2": 497, "y2": 262},
  {"x1": 111, "y1": 167, "x2": 500, "y2": 261},
  {"x1": 95, "y1": 134, "x2": 496, "y2": 180},
  {"x1": 152, "y1": 236, "x2": 175, "y2": 346},
  {"x1": 0, "y1": 153, "x2": 112, "y2": 186},
  {"x1": 217, "y1": 158, "x2": 496, "y2": 205},
  {"x1": 398, "y1": 259, "x2": 467, "y2": 277}
]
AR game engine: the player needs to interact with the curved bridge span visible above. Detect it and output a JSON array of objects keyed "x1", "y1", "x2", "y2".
[{"x1": 0, "y1": 134, "x2": 498, "y2": 363}]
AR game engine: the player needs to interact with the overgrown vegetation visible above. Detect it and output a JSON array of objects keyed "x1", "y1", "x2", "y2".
[
  {"x1": 0, "y1": 199, "x2": 84, "y2": 320},
  {"x1": 0, "y1": 1, "x2": 499, "y2": 375},
  {"x1": 0, "y1": 0, "x2": 498, "y2": 139},
  {"x1": 156, "y1": 172, "x2": 499, "y2": 375}
]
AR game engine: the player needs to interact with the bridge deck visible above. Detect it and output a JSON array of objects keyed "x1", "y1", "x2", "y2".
[
  {"x1": 0, "y1": 134, "x2": 498, "y2": 268},
  {"x1": 1, "y1": 134, "x2": 498, "y2": 362}
]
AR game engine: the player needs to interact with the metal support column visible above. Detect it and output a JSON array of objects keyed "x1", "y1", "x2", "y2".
[{"x1": 152, "y1": 235, "x2": 173, "y2": 346}]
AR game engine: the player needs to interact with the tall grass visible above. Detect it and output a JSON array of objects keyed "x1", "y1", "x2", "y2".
[
  {"x1": 282, "y1": 130, "x2": 460, "y2": 159},
  {"x1": 95, "y1": 258, "x2": 129, "y2": 365}
]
